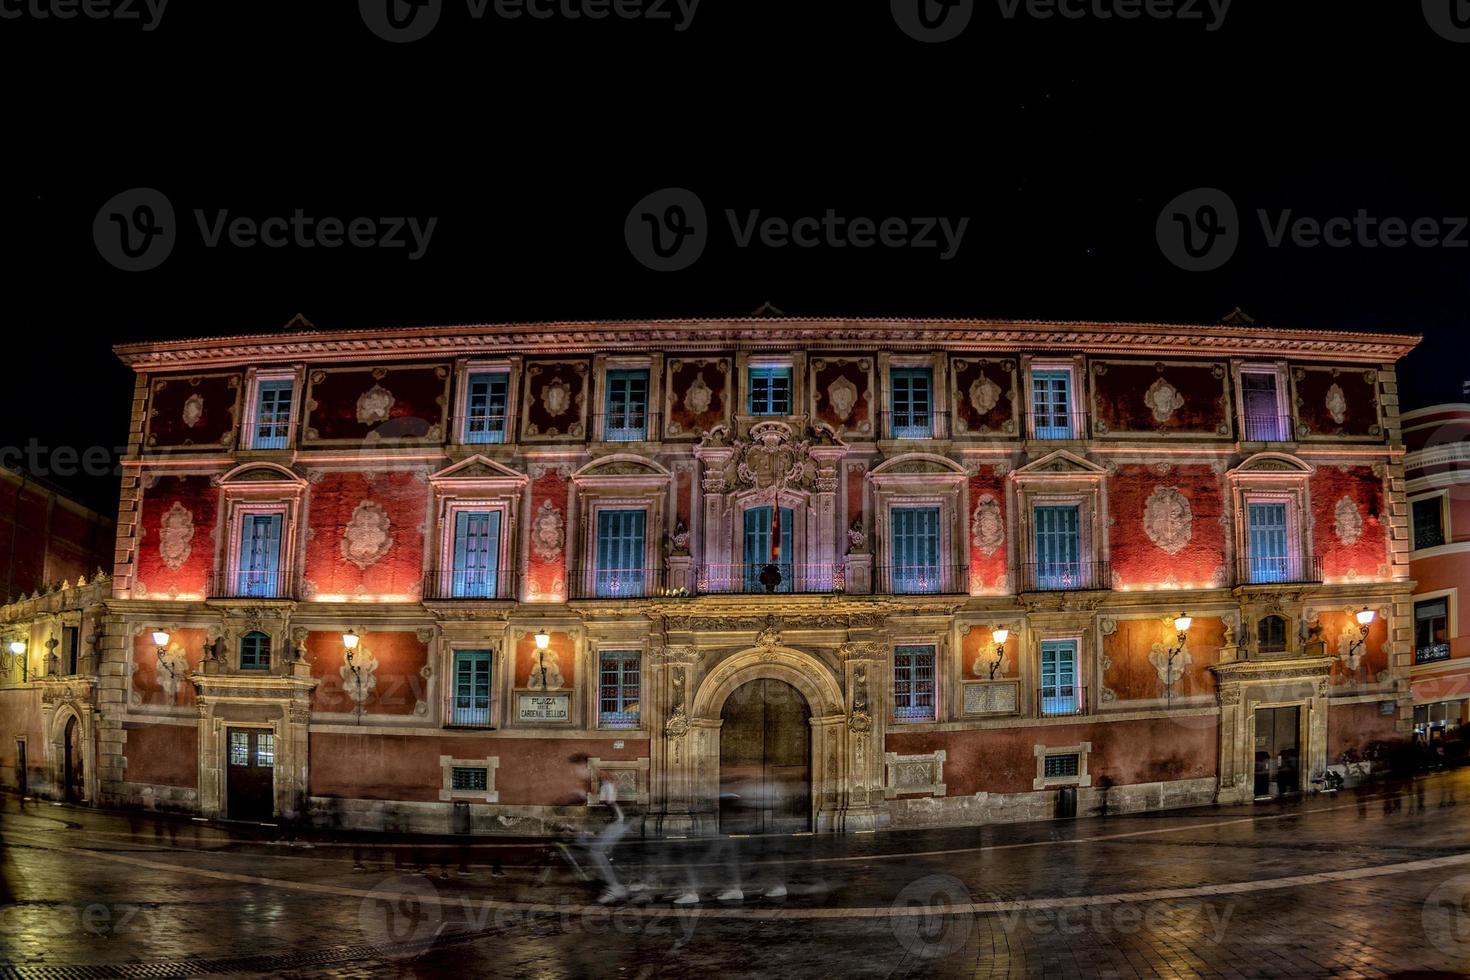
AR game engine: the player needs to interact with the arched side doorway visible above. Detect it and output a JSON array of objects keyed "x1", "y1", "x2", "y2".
[
  {"x1": 63, "y1": 717, "x2": 82, "y2": 802},
  {"x1": 719, "y1": 678, "x2": 811, "y2": 834}
]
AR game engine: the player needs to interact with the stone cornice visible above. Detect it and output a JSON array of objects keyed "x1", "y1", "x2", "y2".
[{"x1": 113, "y1": 317, "x2": 1421, "y2": 372}]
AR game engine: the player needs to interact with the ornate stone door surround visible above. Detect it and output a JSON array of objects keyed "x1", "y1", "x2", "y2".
[{"x1": 1211, "y1": 656, "x2": 1331, "y2": 805}]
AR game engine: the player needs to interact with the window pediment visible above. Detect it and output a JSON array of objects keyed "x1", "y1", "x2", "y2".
[
  {"x1": 868, "y1": 453, "x2": 967, "y2": 481},
  {"x1": 1011, "y1": 450, "x2": 1106, "y2": 480},
  {"x1": 216, "y1": 462, "x2": 308, "y2": 489},
  {"x1": 1228, "y1": 452, "x2": 1313, "y2": 482},
  {"x1": 429, "y1": 454, "x2": 528, "y2": 489}
]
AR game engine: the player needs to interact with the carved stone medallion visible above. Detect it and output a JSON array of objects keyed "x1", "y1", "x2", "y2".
[
  {"x1": 356, "y1": 384, "x2": 395, "y2": 424},
  {"x1": 159, "y1": 502, "x2": 195, "y2": 571},
  {"x1": 685, "y1": 375, "x2": 713, "y2": 415},
  {"x1": 827, "y1": 376, "x2": 858, "y2": 422},
  {"x1": 182, "y1": 393, "x2": 204, "y2": 428},
  {"x1": 968, "y1": 373, "x2": 1001, "y2": 416},
  {"x1": 542, "y1": 378, "x2": 572, "y2": 417},
  {"x1": 1144, "y1": 377, "x2": 1185, "y2": 424},
  {"x1": 531, "y1": 500, "x2": 565, "y2": 561},
  {"x1": 1143, "y1": 486, "x2": 1193, "y2": 555},
  {"x1": 1326, "y1": 383, "x2": 1348, "y2": 424},
  {"x1": 971, "y1": 495, "x2": 1004, "y2": 557},
  {"x1": 1334, "y1": 496, "x2": 1364, "y2": 546},
  {"x1": 341, "y1": 500, "x2": 393, "y2": 570}
]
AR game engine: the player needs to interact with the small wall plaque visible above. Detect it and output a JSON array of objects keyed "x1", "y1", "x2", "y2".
[
  {"x1": 516, "y1": 691, "x2": 572, "y2": 724},
  {"x1": 963, "y1": 680, "x2": 1020, "y2": 717}
]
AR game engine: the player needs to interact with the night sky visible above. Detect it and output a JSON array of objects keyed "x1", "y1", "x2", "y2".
[{"x1": 3, "y1": 0, "x2": 1466, "y2": 512}]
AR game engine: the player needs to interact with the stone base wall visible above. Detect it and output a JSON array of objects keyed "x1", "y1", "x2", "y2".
[
  {"x1": 116, "y1": 780, "x2": 200, "y2": 813},
  {"x1": 305, "y1": 796, "x2": 629, "y2": 837},
  {"x1": 887, "y1": 776, "x2": 1219, "y2": 829}
]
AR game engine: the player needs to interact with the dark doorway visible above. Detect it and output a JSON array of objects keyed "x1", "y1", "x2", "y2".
[
  {"x1": 62, "y1": 717, "x2": 81, "y2": 802},
  {"x1": 226, "y1": 728, "x2": 275, "y2": 821},
  {"x1": 719, "y1": 678, "x2": 811, "y2": 834},
  {"x1": 1253, "y1": 706, "x2": 1302, "y2": 798},
  {"x1": 15, "y1": 740, "x2": 26, "y2": 797}
]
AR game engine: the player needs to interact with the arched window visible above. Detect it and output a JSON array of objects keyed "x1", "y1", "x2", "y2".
[
  {"x1": 1258, "y1": 616, "x2": 1288, "y2": 654},
  {"x1": 240, "y1": 631, "x2": 271, "y2": 670}
]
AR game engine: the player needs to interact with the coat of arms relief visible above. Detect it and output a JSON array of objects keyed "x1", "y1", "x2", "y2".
[
  {"x1": 701, "y1": 421, "x2": 832, "y2": 495},
  {"x1": 356, "y1": 383, "x2": 396, "y2": 425},
  {"x1": 532, "y1": 500, "x2": 565, "y2": 561},
  {"x1": 159, "y1": 502, "x2": 195, "y2": 571},
  {"x1": 971, "y1": 495, "x2": 1004, "y2": 557},
  {"x1": 341, "y1": 500, "x2": 393, "y2": 570},
  {"x1": 1144, "y1": 377, "x2": 1186, "y2": 425},
  {"x1": 1143, "y1": 486, "x2": 1193, "y2": 555}
]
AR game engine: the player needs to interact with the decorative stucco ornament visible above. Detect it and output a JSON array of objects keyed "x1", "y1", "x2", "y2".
[
  {"x1": 1143, "y1": 486, "x2": 1193, "y2": 556},
  {"x1": 721, "y1": 421, "x2": 824, "y2": 494},
  {"x1": 1325, "y1": 383, "x2": 1348, "y2": 425},
  {"x1": 159, "y1": 502, "x2": 195, "y2": 571},
  {"x1": 968, "y1": 373, "x2": 1001, "y2": 416},
  {"x1": 827, "y1": 376, "x2": 858, "y2": 422},
  {"x1": 341, "y1": 500, "x2": 393, "y2": 570},
  {"x1": 531, "y1": 499, "x2": 565, "y2": 561},
  {"x1": 181, "y1": 393, "x2": 204, "y2": 428},
  {"x1": 971, "y1": 495, "x2": 1005, "y2": 557},
  {"x1": 1144, "y1": 377, "x2": 1186, "y2": 424},
  {"x1": 527, "y1": 647, "x2": 565, "y2": 690},
  {"x1": 340, "y1": 646, "x2": 379, "y2": 707},
  {"x1": 542, "y1": 377, "x2": 572, "y2": 417},
  {"x1": 356, "y1": 384, "x2": 395, "y2": 424},
  {"x1": 685, "y1": 374, "x2": 713, "y2": 415},
  {"x1": 155, "y1": 643, "x2": 190, "y2": 703},
  {"x1": 1334, "y1": 496, "x2": 1364, "y2": 546},
  {"x1": 1148, "y1": 638, "x2": 1191, "y2": 687}
]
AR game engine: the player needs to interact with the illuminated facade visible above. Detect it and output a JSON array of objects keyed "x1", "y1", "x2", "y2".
[{"x1": 0, "y1": 318, "x2": 1424, "y2": 831}]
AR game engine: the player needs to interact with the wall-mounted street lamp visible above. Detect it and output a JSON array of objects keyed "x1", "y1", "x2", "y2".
[
  {"x1": 989, "y1": 627, "x2": 1010, "y2": 680},
  {"x1": 151, "y1": 629, "x2": 174, "y2": 681},
  {"x1": 1348, "y1": 607, "x2": 1377, "y2": 669},
  {"x1": 8, "y1": 639, "x2": 26, "y2": 683},
  {"x1": 535, "y1": 629, "x2": 552, "y2": 690},
  {"x1": 1165, "y1": 613, "x2": 1192, "y2": 709},
  {"x1": 342, "y1": 629, "x2": 363, "y2": 722}
]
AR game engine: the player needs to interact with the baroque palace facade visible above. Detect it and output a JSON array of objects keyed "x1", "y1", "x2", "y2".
[{"x1": 0, "y1": 317, "x2": 1424, "y2": 834}]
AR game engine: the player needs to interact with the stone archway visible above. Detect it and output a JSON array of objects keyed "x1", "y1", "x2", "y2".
[{"x1": 46, "y1": 701, "x2": 94, "y2": 804}]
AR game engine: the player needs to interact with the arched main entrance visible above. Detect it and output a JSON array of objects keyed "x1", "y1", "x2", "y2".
[{"x1": 719, "y1": 678, "x2": 811, "y2": 834}]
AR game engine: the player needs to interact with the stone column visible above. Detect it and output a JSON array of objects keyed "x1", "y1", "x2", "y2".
[
  {"x1": 836, "y1": 639, "x2": 889, "y2": 831},
  {"x1": 652, "y1": 643, "x2": 701, "y2": 836},
  {"x1": 810, "y1": 445, "x2": 845, "y2": 588}
]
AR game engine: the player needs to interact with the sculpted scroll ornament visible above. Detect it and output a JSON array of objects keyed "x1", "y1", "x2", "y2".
[
  {"x1": 1326, "y1": 383, "x2": 1348, "y2": 425},
  {"x1": 356, "y1": 384, "x2": 395, "y2": 424},
  {"x1": 1144, "y1": 377, "x2": 1186, "y2": 424},
  {"x1": 531, "y1": 500, "x2": 565, "y2": 561},
  {"x1": 827, "y1": 376, "x2": 858, "y2": 422},
  {"x1": 1143, "y1": 487, "x2": 1193, "y2": 556},
  {"x1": 685, "y1": 375, "x2": 713, "y2": 415},
  {"x1": 527, "y1": 648, "x2": 565, "y2": 690},
  {"x1": 542, "y1": 378, "x2": 572, "y2": 418},
  {"x1": 971, "y1": 495, "x2": 1004, "y2": 557},
  {"x1": 341, "y1": 500, "x2": 393, "y2": 570},
  {"x1": 1334, "y1": 496, "x2": 1364, "y2": 546},
  {"x1": 182, "y1": 393, "x2": 204, "y2": 428},
  {"x1": 159, "y1": 502, "x2": 195, "y2": 571},
  {"x1": 968, "y1": 373, "x2": 1001, "y2": 416}
]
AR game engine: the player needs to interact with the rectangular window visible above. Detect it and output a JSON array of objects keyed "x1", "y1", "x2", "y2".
[
  {"x1": 1033, "y1": 505, "x2": 1082, "y2": 589},
  {"x1": 451, "y1": 650, "x2": 493, "y2": 727},
  {"x1": 599, "y1": 650, "x2": 641, "y2": 728},
  {"x1": 1031, "y1": 369, "x2": 1073, "y2": 438},
  {"x1": 237, "y1": 513, "x2": 283, "y2": 597},
  {"x1": 464, "y1": 371, "x2": 509, "y2": 444},
  {"x1": 62, "y1": 625, "x2": 79, "y2": 674},
  {"x1": 748, "y1": 366, "x2": 792, "y2": 416},
  {"x1": 1043, "y1": 753, "x2": 1081, "y2": 778},
  {"x1": 743, "y1": 506, "x2": 795, "y2": 593},
  {"x1": 1415, "y1": 598, "x2": 1451, "y2": 664},
  {"x1": 1413, "y1": 497, "x2": 1446, "y2": 551},
  {"x1": 251, "y1": 379, "x2": 293, "y2": 450},
  {"x1": 595, "y1": 510, "x2": 646, "y2": 597},
  {"x1": 451, "y1": 511, "x2": 502, "y2": 598},
  {"x1": 893, "y1": 644, "x2": 937, "y2": 722},
  {"x1": 240, "y1": 632, "x2": 270, "y2": 670},
  {"x1": 890, "y1": 368, "x2": 933, "y2": 438},
  {"x1": 451, "y1": 766, "x2": 488, "y2": 791},
  {"x1": 891, "y1": 506, "x2": 941, "y2": 594},
  {"x1": 1246, "y1": 501, "x2": 1291, "y2": 583},
  {"x1": 256, "y1": 733, "x2": 275, "y2": 768},
  {"x1": 1040, "y1": 640, "x2": 1079, "y2": 715},
  {"x1": 229, "y1": 731, "x2": 249, "y2": 766},
  {"x1": 1240, "y1": 371, "x2": 1286, "y2": 441},
  {"x1": 604, "y1": 369, "x2": 650, "y2": 441}
]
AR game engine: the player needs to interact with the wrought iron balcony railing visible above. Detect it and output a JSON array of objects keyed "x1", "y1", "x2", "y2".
[
  {"x1": 877, "y1": 411, "x2": 953, "y2": 441},
  {"x1": 423, "y1": 568, "x2": 519, "y2": 601},
  {"x1": 207, "y1": 571, "x2": 297, "y2": 600},
  {"x1": 1018, "y1": 561, "x2": 1111, "y2": 592},
  {"x1": 567, "y1": 566, "x2": 668, "y2": 600},
  {"x1": 873, "y1": 564, "x2": 970, "y2": 596},
  {"x1": 1023, "y1": 411, "x2": 1090, "y2": 440},
  {"x1": 1039, "y1": 685, "x2": 1088, "y2": 717},
  {"x1": 697, "y1": 562, "x2": 845, "y2": 595},
  {"x1": 1240, "y1": 414, "x2": 1294, "y2": 442},
  {"x1": 1233, "y1": 555, "x2": 1323, "y2": 587}
]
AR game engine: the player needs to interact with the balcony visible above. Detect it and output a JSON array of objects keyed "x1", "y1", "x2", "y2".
[
  {"x1": 1233, "y1": 555, "x2": 1322, "y2": 587},
  {"x1": 567, "y1": 566, "x2": 668, "y2": 600},
  {"x1": 423, "y1": 568, "x2": 518, "y2": 601},
  {"x1": 1415, "y1": 643, "x2": 1451, "y2": 665},
  {"x1": 1039, "y1": 685, "x2": 1088, "y2": 717},
  {"x1": 592, "y1": 412, "x2": 660, "y2": 443},
  {"x1": 1240, "y1": 414, "x2": 1294, "y2": 442},
  {"x1": 1023, "y1": 411, "x2": 1089, "y2": 440},
  {"x1": 877, "y1": 411, "x2": 953, "y2": 441},
  {"x1": 874, "y1": 564, "x2": 970, "y2": 596},
  {"x1": 207, "y1": 571, "x2": 296, "y2": 600},
  {"x1": 697, "y1": 563, "x2": 844, "y2": 595},
  {"x1": 1018, "y1": 561, "x2": 1111, "y2": 592}
]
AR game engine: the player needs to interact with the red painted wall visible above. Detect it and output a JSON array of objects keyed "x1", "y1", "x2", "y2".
[
  {"x1": 306, "y1": 630, "x2": 428, "y2": 716},
  {"x1": 134, "y1": 475, "x2": 217, "y2": 599},
  {"x1": 950, "y1": 358, "x2": 1018, "y2": 437},
  {"x1": 520, "y1": 359, "x2": 590, "y2": 441},
  {"x1": 1092, "y1": 361, "x2": 1228, "y2": 435},
  {"x1": 514, "y1": 630, "x2": 576, "y2": 689},
  {"x1": 1326, "y1": 700, "x2": 1400, "y2": 761},
  {"x1": 1103, "y1": 616, "x2": 1223, "y2": 702},
  {"x1": 0, "y1": 473, "x2": 113, "y2": 601},
  {"x1": 1310, "y1": 466, "x2": 1386, "y2": 581},
  {"x1": 131, "y1": 628, "x2": 208, "y2": 708},
  {"x1": 1108, "y1": 465, "x2": 1225, "y2": 590},
  {"x1": 525, "y1": 470, "x2": 569, "y2": 600},
  {"x1": 123, "y1": 722, "x2": 198, "y2": 788},
  {"x1": 145, "y1": 373, "x2": 241, "y2": 449},
  {"x1": 967, "y1": 471, "x2": 1008, "y2": 593},
  {"x1": 1294, "y1": 366, "x2": 1379, "y2": 438},
  {"x1": 811, "y1": 357, "x2": 873, "y2": 437},
  {"x1": 303, "y1": 472, "x2": 428, "y2": 599},
  {"x1": 666, "y1": 357, "x2": 729, "y2": 437},
  {"x1": 305, "y1": 364, "x2": 449, "y2": 443}
]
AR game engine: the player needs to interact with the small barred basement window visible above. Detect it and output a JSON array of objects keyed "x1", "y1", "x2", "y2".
[
  {"x1": 451, "y1": 767, "x2": 488, "y2": 792},
  {"x1": 1043, "y1": 754, "x2": 1080, "y2": 778}
]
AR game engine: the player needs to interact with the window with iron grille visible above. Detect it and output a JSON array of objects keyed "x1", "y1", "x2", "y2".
[
  {"x1": 890, "y1": 367, "x2": 933, "y2": 437},
  {"x1": 1258, "y1": 615, "x2": 1288, "y2": 654},
  {"x1": 599, "y1": 650, "x2": 641, "y2": 728},
  {"x1": 1043, "y1": 754, "x2": 1080, "y2": 778},
  {"x1": 451, "y1": 650, "x2": 493, "y2": 727},
  {"x1": 240, "y1": 630, "x2": 271, "y2": 670},
  {"x1": 1415, "y1": 598, "x2": 1450, "y2": 664},
  {"x1": 893, "y1": 645, "x2": 937, "y2": 721},
  {"x1": 452, "y1": 766, "x2": 488, "y2": 791},
  {"x1": 1413, "y1": 497, "x2": 1446, "y2": 551},
  {"x1": 891, "y1": 506, "x2": 941, "y2": 594}
]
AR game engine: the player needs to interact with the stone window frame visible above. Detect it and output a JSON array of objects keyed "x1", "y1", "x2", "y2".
[
  {"x1": 239, "y1": 366, "x2": 304, "y2": 452},
  {"x1": 1024, "y1": 356, "x2": 1084, "y2": 439},
  {"x1": 737, "y1": 352, "x2": 807, "y2": 421},
  {"x1": 1033, "y1": 741, "x2": 1092, "y2": 790},
  {"x1": 585, "y1": 756, "x2": 650, "y2": 806},
  {"x1": 1409, "y1": 491, "x2": 1450, "y2": 554},
  {"x1": 1232, "y1": 360, "x2": 1291, "y2": 443},
  {"x1": 441, "y1": 641, "x2": 501, "y2": 730},
  {"x1": 1412, "y1": 588, "x2": 1457, "y2": 664},
  {"x1": 875, "y1": 489, "x2": 965, "y2": 595},
  {"x1": 592, "y1": 353, "x2": 661, "y2": 443},
  {"x1": 883, "y1": 748, "x2": 947, "y2": 799},
  {"x1": 452, "y1": 356, "x2": 521, "y2": 448},
  {"x1": 591, "y1": 638, "x2": 646, "y2": 732},
  {"x1": 439, "y1": 754, "x2": 500, "y2": 802},
  {"x1": 221, "y1": 500, "x2": 294, "y2": 597},
  {"x1": 729, "y1": 488, "x2": 813, "y2": 585},
  {"x1": 890, "y1": 634, "x2": 944, "y2": 725}
]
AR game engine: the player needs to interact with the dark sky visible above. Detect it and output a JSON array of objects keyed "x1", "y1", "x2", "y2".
[{"x1": 3, "y1": 0, "x2": 1467, "y2": 512}]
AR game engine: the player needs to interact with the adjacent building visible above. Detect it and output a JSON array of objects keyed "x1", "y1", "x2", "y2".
[{"x1": 0, "y1": 317, "x2": 1424, "y2": 833}]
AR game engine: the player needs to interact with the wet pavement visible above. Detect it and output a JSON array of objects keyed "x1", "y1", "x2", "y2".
[{"x1": 3, "y1": 771, "x2": 1470, "y2": 978}]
